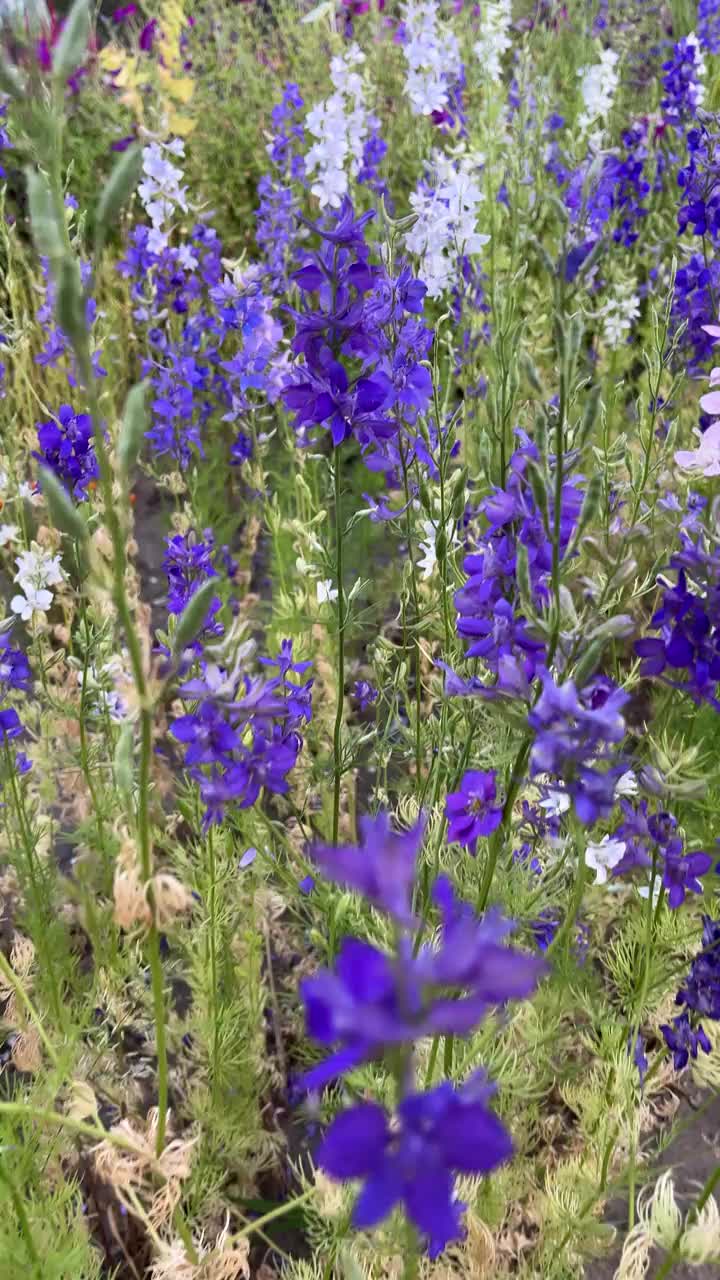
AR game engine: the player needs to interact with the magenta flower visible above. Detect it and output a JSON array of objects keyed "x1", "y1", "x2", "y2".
[{"x1": 445, "y1": 770, "x2": 502, "y2": 853}]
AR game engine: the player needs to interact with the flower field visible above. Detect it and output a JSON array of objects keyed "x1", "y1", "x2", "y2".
[{"x1": 3, "y1": 0, "x2": 720, "y2": 1275}]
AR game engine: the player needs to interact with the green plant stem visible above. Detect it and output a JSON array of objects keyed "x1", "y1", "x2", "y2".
[
  {"x1": 331, "y1": 446, "x2": 345, "y2": 844},
  {"x1": 548, "y1": 829, "x2": 586, "y2": 962},
  {"x1": 627, "y1": 853, "x2": 658, "y2": 1231},
  {"x1": 0, "y1": 950, "x2": 60, "y2": 1069},
  {"x1": 0, "y1": 1161, "x2": 42, "y2": 1276},
  {"x1": 224, "y1": 1188, "x2": 315, "y2": 1245},
  {"x1": 2, "y1": 743, "x2": 62, "y2": 1023},
  {"x1": 476, "y1": 735, "x2": 531, "y2": 913},
  {"x1": 207, "y1": 827, "x2": 220, "y2": 1103},
  {"x1": 399, "y1": 443, "x2": 423, "y2": 785}
]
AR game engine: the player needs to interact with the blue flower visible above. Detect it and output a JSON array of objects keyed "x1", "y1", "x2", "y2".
[
  {"x1": 308, "y1": 812, "x2": 425, "y2": 926},
  {"x1": 445, "y1": 770, "x2": 502, "y2": 854},
  {"x1": 318, "y1": 1074, "x2": 512, "y2": 1258},
  {"x1": 35, "y1": 405, "x2": 98, "y2": 501}
]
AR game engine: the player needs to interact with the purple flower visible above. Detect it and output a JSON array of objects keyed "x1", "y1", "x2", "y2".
[
  {"x1": 0, "y1": 633, "x2": 31, "y2": 695},
  {"x1": 445, "y1": 770, "x2": 502, "y2": 854},
  {"x1": 661, "y1": 1011, "x2": 712, "y2": 1071},
  {"x1": 308, "y1": 812, "x2": 425, "y2": 926},
  {"x1": 0, "y1": 708, "x2": 22, "y2": 740},
  {"x1": 528, "y1": 673, "x2": 628, "y2": 824},
  {"x1": 353, "y1": 679, "x2": 378, "y2": 710},
  {"x1": 34, "y1": 405, "x2": 98, "y2": 501},
  {"x1": 318, "y1": 1074, "x2": 512, "y2": 1257}
]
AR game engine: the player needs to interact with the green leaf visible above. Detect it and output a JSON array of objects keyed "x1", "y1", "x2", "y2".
[
  {"x1": 0, "y1": 54, "x2": 25, "y2": 99},
  {"x1": 39, "y1": 466, "x2": 88, "y2": 542},
  {"x1": 54, "y1": 256, "x2": 86, "y2": 351},
  {"x1": 26, "y1": 169, "x2": 65, "y2": 268},
  {"x1": 113, "y1": 722, "x2": 135, "y2": 798},
  {"x1": 95, "y1": 146, "x2": 142, "y2": 249},
  {"x1": 118, "y1": 381, "x2": 148, "y2": 480},
  {"x1": 52, "y1": 0, "x2": 91, "y2": 82},
  {"x1": 172, "y1": 579, "x2": 217, "y2": 655}
]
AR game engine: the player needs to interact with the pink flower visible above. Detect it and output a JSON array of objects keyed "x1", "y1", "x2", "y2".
[{"x1": 675, "y1": 421, "x2": 720, "y2": 477}]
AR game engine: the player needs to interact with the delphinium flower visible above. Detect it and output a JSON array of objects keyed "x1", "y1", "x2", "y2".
[
  {"x1": 600, "y1": 282, "x2": 640, "y2": 349},
  {"x1": 405, "y1": 150, "x2": 489, "y2": 299},
  {"x1": 445, "y1": 769, "x2": 502, "y2": 853},
  {"x1": 527, "y1": 672, "x2": 628, "y2": 824},
  {"x1": 33, "y1": 404, "x2": 98, "y2": 501},
  {"x1": 162, "y1": 529, "x2": 223, "y2": 641},
  {"x1": 671, "y1": 254, "x2": 720, "y2": 368},
  {"x1": 256, "y1": 82, "x2": 306, "y2": 291},
  {"x1": 661, "y1": 914, "x2": 720, "y2": 1070},
  {"x1": 699, "y1": 0, "x2": 720, "y2": 54},
  {"x1": 473, "y1": 0, "x2": 513, "y2": 82},
  {"x1": 356, "y1": 117, "x2": 389, "y2": 204},
  {"x1": 281, "y1": 198, "x2": 433, "y2": 471},
  {"x1": 400, "y1": 0, "x2": 462, "y2": 117},
  {"x1": 10, "y1": 545, "x2": 64, "y2": 624},
  {"x1": 661, "y1": 33, "x2": 705, "y2": 127},
  {"x1": 299, "y1": 816, "x2": 544, "y2": 1255},
  {"x1": 609, "y1": 798, "x2": 712, "y2": 908},
  {"x1": 635, "y1": 532, "x2": 720, "y2": 708},
  {"x1": 305, "y1": 45, "x2": 373, "y2": 209},
  {"x1": 0, "y1": 630, "x2": 31, "y2": 696},
  {"x1": 454, "y1": 432, "x2": 582, "y2": 681},
  {"x1": 138, "y1": 137, "x2": 189, "y2": 254},
  {"x1": 353, "y1": 678, "x2": 378, "y2": 710},
  {"x1": 577, "y1": 45, "x2": 620, "y2": 140},
  {"x1": 585, "y1": 834, "x2": 627, "y2": 885},
  {"x1": 677, "y1": 114, "x2": 720, "y2": 242},
  {"x1": 35, "y1": 254, "x2": 106, "y2": 383},
  {"x1": 170, "y1": 638, "x2": 312, "y2": 827}
]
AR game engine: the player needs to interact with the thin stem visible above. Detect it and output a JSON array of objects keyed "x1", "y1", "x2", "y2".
[
  {"x1": 399, "y1": 443, "x2": 423, "y2": 785},
  {"x1": 476, "y1": 736, "x2": 531, "y2": 913},
  {"x1": 331, "y1": 447, "x2": 346, "y2": 844},
  {"x1": 0, "y1": 950, "x2": 60, "y2": 1069},
  {"x1": 207, "y1": 827, "x2": 220, "y2": 1104}
]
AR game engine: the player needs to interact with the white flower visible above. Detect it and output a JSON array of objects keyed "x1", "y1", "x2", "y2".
[
  {"x1": 614, "y1": 770, "x2": 638, "y2": 798},
  {"x1": 317, "y1": 579, "x2": 338, "y2": 604},
  {"x1": 473, "y1": 0, "x2": 513, "y2": 82},
  {"x1": 139, "y1": 138, "x2": 188, "y2": 247},
  {"x1": 601, "y1": 284, "x2": 640, "y2": 348},
  {"x1": 578, "y1": 46, "x2": 620, "y2": 135},
  {"x1": 585, "y1": 835, "x2": 626, "y2": 886},
  {"x1": 14, "y1": 546, "x2": 64, "y2": 592},
  {"x1": 406, "y1": 149, "x2": 489, "y2": 298},
  {"x1": 0, "y1": 523, "x2": 19, "y2": 547},
  {"x1": 675, "y1": 421, "x2": 720, "y2": 478},
  {"x1": 11, "y1": 586, "x2": 53, "y2": 621},
  {"x1": 401, "y1": 0, "x2": 462, "y2": 116},
  {"x1": 539, "y1": 788, "x2": 571, "y2": 817},
  {"x1": 305, "y1": 45, "x2": 371, "y2": 208},
  {"x1": 417, "y1": 521, "x2": 437, "y2": 579},
  {"x1": 17, "y1": 482, "x2": 35, "y2": 501}
]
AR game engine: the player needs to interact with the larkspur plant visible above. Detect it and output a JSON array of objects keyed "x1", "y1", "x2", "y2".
[{"x1": 3, "y1": 0, "x2": 720, "y2": 1277}]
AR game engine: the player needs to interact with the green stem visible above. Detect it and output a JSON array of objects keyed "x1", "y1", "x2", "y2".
[
  {"x1": 207, "y1": 827, "x2": 220, "y2": 1103},
  {"x1": 331, "y1": 447, "x2": 346, "y2": 844},
  {"x1": 476, "y1": 736, "x2": 531, "y2": 913},
  {"x1": 399, "y1": 443, "x2": 423, "y2": 785},
  {"x1": 0, "y1": 950, "x2": 60, "y2": 1069}
]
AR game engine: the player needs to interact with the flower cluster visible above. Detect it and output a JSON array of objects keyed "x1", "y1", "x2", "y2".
[
  {"x1": 138, "y1": 138, "x2": 189, "y2": 254},
  {"x1": 473, "y1": 0, "x2": 513, "y2": 83},
  {"x1": 171, "y1": 639, "x2": 312, "y2": 827},
  {"x1": 10, "y1": 545, "x2": 64, "y2": 624},
  {"x1": 257, "y1": 83, "x2": 305, "y2": 290},
  {"x1": 0, "y1": 629, "x2": 30, "y2": 772},
  {"x1": 661, "y1": 914, "x2": 720, "y2": 1070},
  {"x1": 406, "y1": 150, "x2": 489, "y2": 298},
  {"x1": 34, "y1": 404, "x2": 98, "y2": 501},
  {"x1": 528, "y1": 673, "x2": 628, "y2": 825},
  {"x1": 281, "y1": 199, "x2": 433, "y2": 472},
  {"x1": 609, "y1": 799, "x2": 712, "y2": 908},
  {"x1": 454, "y1": 433, "x2": 581, "y2": 680},
  {"x1": 577, "y1": 46, "x2": 619, "y2": 138},
  {"x1": 301, "y1": 814, "x2": 544, "y2": 1255},
  {"x1": 635, "y1": 533, "x2": 720, "y2": 709},
  {"x1": 661, "y1": 34, "x2": 705, "y2": 126},
  {"x1": 305, "y1": 45, "x2": 372, "y2": 209},
  {"x1": 400, "y1": 0, "x2": 462, "y2": 117}
]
